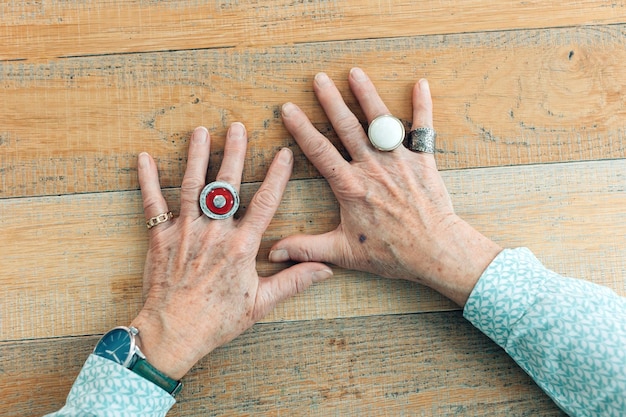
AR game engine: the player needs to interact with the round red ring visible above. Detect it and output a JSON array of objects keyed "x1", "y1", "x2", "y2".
[
  {"x1": 205, "y1": 187, "x2": 235, "y2": 215},
  {"x1": 199, "y1": 181, "x2": 240, "y2": 219}
]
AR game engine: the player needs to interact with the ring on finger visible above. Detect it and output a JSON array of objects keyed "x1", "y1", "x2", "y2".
[
  {"x1": 199, "y1": 181, "x2": 240, "y2": 220},
  {"x1": 146, "y1": 211, "x2": 174, "y2": 229},
  {"x1": 408, "y1": 127, "x2": 437, "y2": 154},
  {"x1": 367, "y1": 114, "x2": 405, "y2": 151}
]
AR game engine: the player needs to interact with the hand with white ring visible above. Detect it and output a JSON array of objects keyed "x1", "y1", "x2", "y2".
[
  {"x1": 130, "y1": 123, "x2": 333, "y2": 380},
  {"x1": 272, "y1": 68, "x2": 502, "y2": 306}
]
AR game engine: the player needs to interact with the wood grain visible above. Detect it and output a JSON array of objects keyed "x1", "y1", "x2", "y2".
[
  {"x1": 2, "y1": 1, "x2": 625, "y2": 415},
  {"x1": 2, "y1": 25, "x2": 626, "y2": 198},
  {"x1": 0, "y1": 312, "x2": 566, "y2": 417},
  {"x1": 2, "y1": 159, "x2": 624, "y2": 342},
  {"x1": 1, "y1": 0, "x2": 625, "y2": 61}
]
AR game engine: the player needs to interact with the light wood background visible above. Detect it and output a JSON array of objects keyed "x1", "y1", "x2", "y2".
[{"x1": 2, "y1": 1, "x2": 625, "y2": 416}]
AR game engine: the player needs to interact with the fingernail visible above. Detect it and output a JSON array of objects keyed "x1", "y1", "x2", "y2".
[
  {"x1": 419, "y1": 78, "x2": 430, "y2": 91},
  {"x1": 278, "y1": 147, "x2": 293, "y2": 164},
  {"x1": 269, "y1": 249, "x2": 290, "y2": 263},
  {"x1": 138, "y1": 152, "x2": 150, "y2": 169},
  {"x1": 229, "y1": 122, "x2": 246, "y2": 139},
  {"x1": 315, "y1": 72, "x2": 331, "y2": 87},
  {"x1": 350, "y1": 67, "x2": 367, "y2": 82},
  {"x1": 282, "y1": 102, "x2": 297, "y2": 116},
  {"x1": 193, "y1": 126, "x2": 208, "y2": 144},
  {"x1": 312, "y1": 268, "x2": 333, "y2": 282}
]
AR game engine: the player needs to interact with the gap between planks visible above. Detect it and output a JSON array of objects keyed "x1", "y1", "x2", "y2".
[{"x1": 2, "y1": 0, "x2": 625, "y2": 60}]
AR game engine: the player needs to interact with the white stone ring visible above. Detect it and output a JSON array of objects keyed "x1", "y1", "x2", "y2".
[
  {"x1": 199, "y1": 181, "x2": 240, "y2": 219},
  {"x1": 367, "y1": 114, "x2": 405, "y2": 151}
]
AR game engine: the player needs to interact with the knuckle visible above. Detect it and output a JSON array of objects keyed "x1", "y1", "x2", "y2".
[
  {"x1": 179, "y1": 193, "x2": 198, "y2": 208},
  {"x1": 215, "y1": 174, "x2": 238, "y2": 186},
  {"x1": 180, "y1": 176, "x2": 205, "y2": 194},
  {"x1": 251, "y1": 187, "x2": 279, "y2": 211},
  {"x1": 334, "y1": 111, "x2": 362, "y2": 134},
  {"x1": 307, "y1": 137, "x2": 333, "y2": 161},
  {"x1": 295, "y1": 246, "x2": 315, "y2": 262},
  {"x1": 143, "y1": 195, "x2": 164, "y2": 213},
  {"x1": 294, "y1": 276, "x2": 305, "y2": 295}
]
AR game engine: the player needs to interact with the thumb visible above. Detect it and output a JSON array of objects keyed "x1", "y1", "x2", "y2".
[
  {"x1": 254, "y1": 263, "x2": 333, "y2": 320},
  {"x1": 269, "y1": 230, "x2": 344, "y2": 265}
]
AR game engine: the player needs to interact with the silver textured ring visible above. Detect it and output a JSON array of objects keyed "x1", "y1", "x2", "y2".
[
  {"x1": 199, "y1": 181, "x2": 240, "y2": 219},
  {"x1": 409, "y1": 127, "x2": 437, "y2": 154},
  {"x1": 146, "y1": 211, "x2": 174, "y2": 229},
  {"x1": 367, "y1": 114, "x2": 405, "y2": 151}
]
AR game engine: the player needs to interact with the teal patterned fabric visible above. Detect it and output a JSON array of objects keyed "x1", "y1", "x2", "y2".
[
  {"x1": 464, "y1": 248, "x2": 626, "y2": 417},
  {"x1": 45, "y1": 354, "x2": 175, "y2": 417}
]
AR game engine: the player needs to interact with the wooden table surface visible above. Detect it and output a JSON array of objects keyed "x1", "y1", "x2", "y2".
[{"x1": 2, "y1": 1, "x2": 626, "y2": 416}]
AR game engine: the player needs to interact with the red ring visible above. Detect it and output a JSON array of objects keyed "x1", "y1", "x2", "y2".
[{"x1": 205, "y1": 187, "x2": 235, "y2": 215}]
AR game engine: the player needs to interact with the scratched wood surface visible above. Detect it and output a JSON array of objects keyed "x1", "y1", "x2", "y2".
[
  {"x1": 3, "y1": 25, "x2": 626, "y2": 198},
  {"x1": 2, "y1": 313, "x2": 566, "y2": 416},
  {"x1": 1, "y1": 1, "x2": 624, "y2": 416},
  {"x1": 2, "y1": 0, "x2": 626, "y2": 61}
]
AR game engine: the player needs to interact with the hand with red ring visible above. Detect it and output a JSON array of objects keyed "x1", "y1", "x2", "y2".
[
  {"x1": 271, "y1": 68, "x2": 502, "y2": 307},
  {"x1": 130, "y1": 123, "x2": 333, "y2": 380}
]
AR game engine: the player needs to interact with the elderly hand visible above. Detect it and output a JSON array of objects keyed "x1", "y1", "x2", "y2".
[
  {"x1": 130, "y1": 123, "x2": 333, "y2": 380},
  {"x1": 271, "y1": 68, "x2": 502, "y2": 306}
]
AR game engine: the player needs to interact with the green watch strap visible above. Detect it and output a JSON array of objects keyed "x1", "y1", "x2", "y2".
[{"x1": 130, "y1": 357, "x2": 183, "y2": 396}]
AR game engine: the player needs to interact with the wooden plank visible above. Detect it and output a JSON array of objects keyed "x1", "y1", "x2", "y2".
[
  {"x1": 2, "y1": 159, "x2": 625, "y2": 341},
  {"x1": 0, "y1": 312, "x2": 566, "y2": 416},
  {"x1": 2, "y1": 25, "x2": 626, "y2": 198},
  {"x1": 1, "y1": 0, "x2": 626, "y2": 61}
]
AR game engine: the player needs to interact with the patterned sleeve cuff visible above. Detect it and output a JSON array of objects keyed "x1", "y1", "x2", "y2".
[
  {"x1": 53, "y1": 354, "x2": 175, "y2": 417},
  {"x1": 462, "y1": 247, "x2": 558, "y2": 346},
  {"x1": 463, "y1": 247, "x2": 626, "y2": 415}
]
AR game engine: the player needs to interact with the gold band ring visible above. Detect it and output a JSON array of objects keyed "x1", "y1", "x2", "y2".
[{"x1": 146, "y1": 211, "x2": 174, "y2": 229}]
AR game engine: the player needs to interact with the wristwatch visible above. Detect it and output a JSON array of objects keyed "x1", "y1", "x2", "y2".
[{"x1": 93, "y1": 326, "x2": 183, "y2": 396}]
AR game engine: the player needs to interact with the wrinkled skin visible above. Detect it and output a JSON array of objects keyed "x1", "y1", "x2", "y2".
[
  {"x1": 272, "y1": 68, "x2": 502, "y2": 306},
  {"x1": 131, "y1": 124, "x2": 331, "y2": 379},
  {"x1": 130, "y1": 68, "x2": 501, "y2": 380}
]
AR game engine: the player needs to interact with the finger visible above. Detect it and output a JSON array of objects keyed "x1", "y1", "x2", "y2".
[
  {"x1": 215, "y1": 122, "x2": 247, "y2": 189},
  {"x1": 313, "y1": 72, "x2": 372, "y2": 160},
  {"x1": 411, "y1": 79, "x2": 434, "y2": 129},
  {"x1": 180, "y1": 126, "x2": 210, "y2": 218},
  {"x1": 254, "y1": 263, "x2": 333, "y2": 319},
  {"x1": 239, "y1": 147, "x2": 293, "y2": 236},
  {"x1": 268, "y1": 230, "x2": 345, "y2": 266},
  {"x1": 348, "y1": 67, "x2": 391, "y2": 122},
  {"x1": 281, "y1": 101, "x2": 350, "y2": 182},
  {"x1": 138, "y1": 152, "x2": 172, "y2": 232},
  {"x1": 410, "y1": 79, "x2": 438, "y2": 167}
]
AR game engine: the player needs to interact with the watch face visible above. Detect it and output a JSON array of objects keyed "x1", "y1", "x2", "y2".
[{"x1": 94, "y1": 327, "x2": 135, "y2": 367}]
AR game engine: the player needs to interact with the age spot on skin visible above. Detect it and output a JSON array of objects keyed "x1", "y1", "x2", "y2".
[{"x1": 359, "y1": 234, "x2": 367, "y2": 243}]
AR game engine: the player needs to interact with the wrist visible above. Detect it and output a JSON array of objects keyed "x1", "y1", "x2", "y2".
[
  {"x1": 130, "y1": 311, "x2": 208, "y2": 380},
  {"x1": 411, "y1": 216, "x2": 502, "y2": 307}
]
